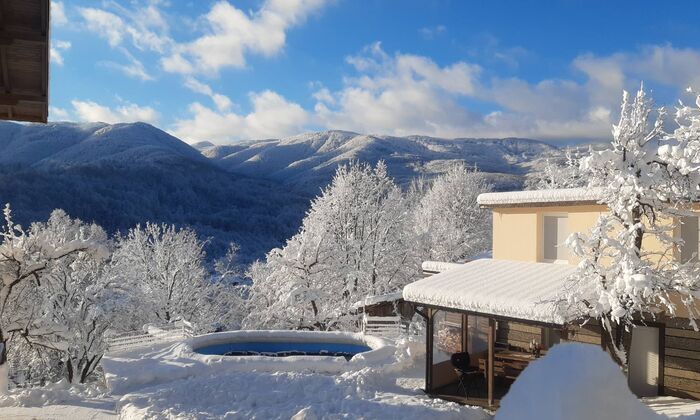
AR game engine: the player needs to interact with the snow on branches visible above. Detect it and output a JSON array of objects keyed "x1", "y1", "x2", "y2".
[
  {"x1": 244, "y1": 161, "x2": 493, "y2": 331},
  {"x1": 110, "y1": 223, "x2": 240, "y2": 332},
  {"x1": 244, "y1": 161, "x2": 416, "y2": 331},
  {"x1": 412, "y1": 164, "x2": 492, "y2": 262},
  {"x1": 564, "y1": 86, "x2": 700, "y2": 353},
  {"x1": 0, "y1": 207, "x2": 110, "y2": 387}
]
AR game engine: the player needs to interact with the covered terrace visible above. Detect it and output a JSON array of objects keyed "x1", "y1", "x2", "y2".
[{"x1": 403, "y1": 258, "x2": 576, "y2": 408}]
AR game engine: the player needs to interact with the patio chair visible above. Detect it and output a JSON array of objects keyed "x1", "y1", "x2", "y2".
[{"x1": 450, "y1": 352, "x2": 481, "y2": 398}]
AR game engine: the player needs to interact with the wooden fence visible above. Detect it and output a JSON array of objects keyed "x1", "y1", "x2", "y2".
[
  {"x1": 362, "y1": 315, "x2": 409, "y2": 340},
  {"x1": 106, "y1": 320, "x2": 194, "y2": 353}
]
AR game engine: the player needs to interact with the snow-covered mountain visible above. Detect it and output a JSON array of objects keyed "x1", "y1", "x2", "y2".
[
  {"x1": 195, "y1": 130, "x2": 561, "y2": 192},
  {"x1": 0, "y1": 121, "x2": 572, "y2": 260},
  {"x1": 0, "y1": 121, "x2": 209, "y2": 168},
  {"x1": 0, "y1": 121, "x2": 307, "y2": 261}
]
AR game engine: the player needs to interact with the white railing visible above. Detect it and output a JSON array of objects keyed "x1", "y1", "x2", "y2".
[
  {"x1": 362, "y1": 315, "x2": 408, "y2": 340},
  {"x1": 106, "y1": 320, "x2": 194, "y2": 353}
]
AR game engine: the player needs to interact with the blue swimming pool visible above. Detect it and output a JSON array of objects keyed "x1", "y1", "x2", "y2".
[{"x1": 194, "y1": 341, "x2": 372, "y2": 358}]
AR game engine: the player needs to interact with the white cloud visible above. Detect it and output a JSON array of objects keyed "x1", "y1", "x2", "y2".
[
  {"x1": 161, "y1": 53, "x2": 194, "y2": 74},
  {"x1": 172, "y1": 90, "x2": 308, "y2": 143},
  {"x1": 49, "y1": 106, "x2": 70, "y2": 121},
  {"x1": 314, "y1": 42, "x2": 483, "y2": 137},
  {"x1": 71, "y1": 100, "x2": 159, "y2": 124},
  {"x1": 52, "y1": 1, "x2": 68, "y2": 26},
  {"x1": 50, "y1": 40, "x2": 71, "y2": 66},
  {"x1": 161, "y1": 0, "x2": 328, "y2": 75},
  {"x1": 78, "y1": 3, "x2": 170, "y2": 53},
  {"x1": 308, "y1": 43, "x2": 700, "y2": 142},
  {"x1": 78, "y1": 8, "x2": 127, "y2": 48},
  {"x1": 419, "y1": 25, "x2": 446, "y2": 40},
  {"x1": 101, "y1": 53, "x2": 154, "y2": 81},
  {"x1": 183, "y1": 77, "x2": 232, "y2": 112}
]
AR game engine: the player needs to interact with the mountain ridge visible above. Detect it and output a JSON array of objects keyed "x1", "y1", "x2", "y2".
[
  {"x1": 0, "y1": 121, "x2": 571, "y2": 259},
  {"x1": 0, "y1": 121, "x2": 307, "y2": 261},
  {"x1": 195, "y1": 130, "x2": 561, "y2": 192}
]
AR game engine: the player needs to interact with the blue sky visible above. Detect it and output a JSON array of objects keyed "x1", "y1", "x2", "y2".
[{"x1": 50, "y1": 0, "x2": 700, "y2": 143}]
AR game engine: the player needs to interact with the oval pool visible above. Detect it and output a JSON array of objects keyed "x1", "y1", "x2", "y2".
[{"x1": 194, "y1": 341, "x2": 371, "y2": 358}]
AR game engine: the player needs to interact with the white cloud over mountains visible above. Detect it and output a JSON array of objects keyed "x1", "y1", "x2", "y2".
[
  {"x1": 65, "y1": 1, "x2": 700, "y2": 143},
  {"x1": 171, "y1": 90, "x2": 309, "y2": 142},
  {"x1": 162, "y1": 0, "x2": 328, "y2": 75},
  {"x1": 71, "y1": 100, "x2": 160, "y2": 125}
]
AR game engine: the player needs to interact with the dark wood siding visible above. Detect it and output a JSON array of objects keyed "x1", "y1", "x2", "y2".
[
  {"x1": 567, "y1": 321, "x2": 604, "y2": 346},
  {"x1": 497, "y1": 321, "x2": 541, "y2": 350},
  {"x1": 663, "y1": 318, "x2": 700, "y2": 399}
]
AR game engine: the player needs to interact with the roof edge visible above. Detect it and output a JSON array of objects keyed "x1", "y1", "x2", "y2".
[{"x1": 477, "y1": 187, "x2": 603, "y2": 208}]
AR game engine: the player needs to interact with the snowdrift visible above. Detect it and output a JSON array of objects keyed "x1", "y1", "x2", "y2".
[{"x1": 497, "y1": 343, "x2": 662, "y2": 420}]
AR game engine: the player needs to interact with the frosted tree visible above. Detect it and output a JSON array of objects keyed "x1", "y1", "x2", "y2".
[
  {"x1": 526, "y1": 147, "x2": 586, "y2": 190},
  {"x1": 214, "y1": 242, "x2": 243, "y2": 284},
  {"x1": 564, "y1": 86, "x2": 700, "y2": 364},
  {"x1": 111, "y1": 223, "x2": 237, "y2": 332},
  {"x1": 413, "y1": 164, "x2": 493, "y2": 262},
  {"x1": 0, "y1": 207, "x2": 108, "y2": 391},
  {"x1": 244, "y1": 162, "x2": 417, "y2": 330},
  {"x1": 41, "y1": 219, "x2": 119, "y2": 383}
]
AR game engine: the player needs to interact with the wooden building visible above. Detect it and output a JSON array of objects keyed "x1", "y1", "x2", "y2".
[
  {"x1": 402, "y1": 187, "x2": 700, "y2": 408},
  {"x1": 0, "y1": 0, "x2": 50, "y2": 123}
]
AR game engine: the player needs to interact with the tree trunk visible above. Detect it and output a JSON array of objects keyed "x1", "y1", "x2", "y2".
[{"x1": 66, "y1": 358, "x2": 74, "y2": 383}]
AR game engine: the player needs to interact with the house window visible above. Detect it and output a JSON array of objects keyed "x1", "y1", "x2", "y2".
[
  {"x1": 543, "y1": 215, "x2": 568, "y2": 262},
  {"x1": 680, "y1": 216, "x2": 699, "y2": 263}
]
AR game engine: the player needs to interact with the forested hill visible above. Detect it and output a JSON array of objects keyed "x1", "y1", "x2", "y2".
[
  {"x1": 196, "y1": 130, "x2": 562, "y2": 193},
  {"x1": 0, "y1": 121, "x2": 571, "y2": 261},
  {"x1": 0, "y1": 121, "x2": 308, "y2": 262}
]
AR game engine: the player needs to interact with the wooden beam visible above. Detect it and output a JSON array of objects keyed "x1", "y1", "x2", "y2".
[
  {"x1": 462, "y1": 313, "x2": 469, "y2": 353},
  {"x1": 0, "y1": 0, "x2": 6, "y2": 31},
  {"x1": 659, "y1": 323, "x2": 666, "y2": 396},
  {"x1": 414, "y1": 307, "x2": 428, "y2": 319},
  {"x1": 0, "y1": 111, "x2": 43, "y2": 123},
  {"x1": 0, "y1": 92, "x2": 46, "y2": 105},
  {"x1": 488, "y1": 318, "x2": 496, "y2": 407},
  {"x1": 0, "y1": 45, "x2": 8, "y2": 93},
  {"x1": 0, "y1": 30, "x2": 48, "y2": 45},
  {"x1": 425, "y1": 308, "x2": 434, "y2": 393},
  {"x1": 41, "y1": 0, "x2": 48, "y2": 36}
]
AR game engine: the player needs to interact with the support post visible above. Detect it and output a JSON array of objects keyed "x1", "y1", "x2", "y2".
[
  {"x1": 461, "y1": 313, "x2": 468, "y2": 353},
  {"x1": 425, "y1": 308, "x2": 434, "y2": 393},
  {"x1": 487, "y1": 318, "x2": 495, "y2": 407}
]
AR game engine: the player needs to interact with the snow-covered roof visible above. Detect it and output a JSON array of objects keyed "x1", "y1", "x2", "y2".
[
  {"x1": 403, "y1": 259, "x2": 576, "y2": 325},
  {"x1": 421, "y1": 261, "x2": 464, "y2": 273},
  {"x1": 350, "y1": 291, "x2": 404, "y2": 310},
  {"x1": 477, "y1": 187, "x2": 603, "y2": 207}
]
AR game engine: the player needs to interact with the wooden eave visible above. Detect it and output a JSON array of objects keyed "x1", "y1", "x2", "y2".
[{"x1": 0, "y1": 0, "x2": 50, "y2": 123}]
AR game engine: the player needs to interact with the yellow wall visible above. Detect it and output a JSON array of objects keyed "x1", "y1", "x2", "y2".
[
  {"x1": 492, "y1": 203, "x2": 693, "y2": 265},
  {"x1": 491, "y1": 201, "x2": 700, "y2": 321},
  {"x1": 492, "y1": 204, "x2": 605, "y2": 264}
]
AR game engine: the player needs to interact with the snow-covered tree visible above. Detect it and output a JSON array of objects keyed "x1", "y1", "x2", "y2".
[
  {"x1": 526, "y1": 147, "x2": 586, "y2": 190},
  {"x1": 244, "y1": 162, "x2": 417, "y2": 330},
  {"x1": 111, "y1": 223, "x2": 238, "y2": 332},
  {"x1": 0, "y1": 207, "x2": 109, "y2": 390},
  {"x1": 564, "y1": 86, "x2": 700, "y2": 363},
  {"x1": 39, "y1": 218, "x2": 116, "y2": 383},
  {"x1": 412, "y1": 164, "x2": 493, "y2": 262}
]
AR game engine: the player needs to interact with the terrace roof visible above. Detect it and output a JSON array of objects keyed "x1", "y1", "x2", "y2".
[{"x1": 403, "y1": 259, "x2": 576, "y2": 325}]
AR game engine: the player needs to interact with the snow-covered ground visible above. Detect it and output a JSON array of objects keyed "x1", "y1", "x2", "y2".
[
  {"x1": 1, "y1": 335, "x2": 486, "y2": 419},
  {"x1": 1, "y1": 340, "x2": 699, "y2": 419}
]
